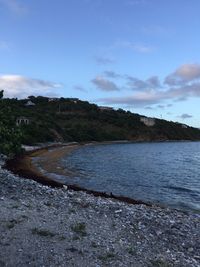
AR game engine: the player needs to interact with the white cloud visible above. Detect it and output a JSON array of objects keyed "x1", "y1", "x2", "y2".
[
  {"x1": 95, "y1": 56, "x2": 115, "y2": 65},
  {"x1": 0, "y1": 74, "x2": 62, "y2": 98},
  {"x1": 104, "y1": 71, "x2": 121, "y2": 79},
  {"x1": 91, "y1": 76, "x2": 120, "y2": 91},
  {"x1": 115, "y1": 41, "x2": 154, "y2": 53},
  {"x1": 97, "y1": 82, "x2": 200, "y2": 107},
  {"x1": 95, "y1": 64, "x2": 200, "y2": 107},
  {"x1": 176, "y1": 64, "x2": 200, "y2": 80},
  {"x1": 165, "y1": 63, "x2": 200, "y2": 85},
  {"x1": 131, "y1": 44, "x2": 153, "y2": 53},
  {"x1": 179, "y1": 114, "x2": 193, "y2": 119},
  {"x1": 0, "y1": 0, "x2": 28, "y2": 15},
  {"x1": 157, "y1": 105, "x2": 165, "y2": 109},
  {"x1": 127, "y1": 75, "x2": 161, "y2": 90}
]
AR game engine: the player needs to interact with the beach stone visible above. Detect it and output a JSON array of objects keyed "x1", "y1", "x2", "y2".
[
  {"x1": 0, "y1": 155, "x2": 200, "y2": 267},
  {"x1": 63, "y1": 185, "x2": 68, "y2": 190},
  {"x1": 188, "y1": 248, "x2": 194, "y2": 252}
]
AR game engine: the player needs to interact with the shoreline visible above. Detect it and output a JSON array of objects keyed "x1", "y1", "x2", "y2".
[
  {"x1": 0, "y1": 154, "x2": 200, "y2": 266},
  {"x1": 4, "y1": 143, "x2": 151, "y2": 207},
  {"x1": 1, "y1": 146, "x2": 200, "y2": 266}
]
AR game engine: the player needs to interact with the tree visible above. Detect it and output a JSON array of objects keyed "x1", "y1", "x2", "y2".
[
  {"x1": 0, "y1": 90, "x2": 4, "y2": 99},
  {"x1": 0, "y1": 95, "x2": 22, "y2": 156}
]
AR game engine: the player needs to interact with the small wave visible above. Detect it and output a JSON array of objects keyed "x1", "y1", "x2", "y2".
[
  {"x1": 175, "y1": 201, "x2": 200, "y2": 214},
  {"x1": 165, "y1": 185, "x2": 198, "y2": 194}
]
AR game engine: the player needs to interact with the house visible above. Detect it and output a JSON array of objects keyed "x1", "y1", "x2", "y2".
[
  {"x1": 99, "y1": 106, "x2": 114, "y2": 111},
  {"x1": 48, "y1": 98, "x2": 59, "y2": 102},
  {"x1": 181, "y1": 124, "x2": 188, "y2": 129},
  {"x1": 25, "y1": 100, "x2": 35, "y2": 106},
  {"x1": 16, "y1": 116, "x2": 30, "y2": 126},
  {"x1": 69, "y1": 98, "x2": 79, "y2": 103},
  {"x1": 140, "y1": 116, "x2": 155, "y2": 127}
]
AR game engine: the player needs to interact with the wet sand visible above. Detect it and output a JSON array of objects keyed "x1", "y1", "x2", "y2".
[
  {"x1": 5, "y1": 144, "x2": 79, "y2": 188},
  {"x1": 30, "y1": 144, "x2": 80, "y2": 177}
]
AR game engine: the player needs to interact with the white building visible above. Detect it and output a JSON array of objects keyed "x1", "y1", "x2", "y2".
[
  {"x1": 25, "y1": 100, "x2": 35, "y2": 106},
  {"x1": 16, "y1": 116, "x2": 30, "y2": 126},
  {"x1": 99, "y1": 106, "x2": 114, "y2": 111},
  {"x1": 181, "y1": 124, "x2": 188, "y2": 129},
  {"x1": 48, "y1": 98, "x2": 59, "y2": 102},
  {"x1": 140, "y1": 116, "x2": 155, "y2": 127}
]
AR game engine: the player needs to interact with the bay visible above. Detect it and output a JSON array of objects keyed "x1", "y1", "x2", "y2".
[{"x1": 61, "y1": 142, "x2": 200, "y2": 213}]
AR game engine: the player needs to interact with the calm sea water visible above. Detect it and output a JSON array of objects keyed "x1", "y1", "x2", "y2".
[{"x1": 61, "y1": 142, "x2": 200, "y2": 213}]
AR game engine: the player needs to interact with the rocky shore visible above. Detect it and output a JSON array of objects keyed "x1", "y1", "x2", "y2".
[{"x1": 0, "y1": 155, "x2": 200, "y2": 267}]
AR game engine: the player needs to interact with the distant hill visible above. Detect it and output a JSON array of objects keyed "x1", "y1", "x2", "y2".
[{"x1": 1, "y1": 96, "x2": 200, "y2": 147}]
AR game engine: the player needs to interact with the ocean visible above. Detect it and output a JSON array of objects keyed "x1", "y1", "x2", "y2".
[{"x1": 60, "y1": 142, "x2": 200, "y2": 213}]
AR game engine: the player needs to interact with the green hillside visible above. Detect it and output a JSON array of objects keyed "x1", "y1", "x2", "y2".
[{"x1": 1, "y1": 94, "x2": 200, "y2": 155}]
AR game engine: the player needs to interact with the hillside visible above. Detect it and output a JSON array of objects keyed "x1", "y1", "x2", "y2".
[{"x1": 1, "y1": 95, "x2": 200, "y2": 153}]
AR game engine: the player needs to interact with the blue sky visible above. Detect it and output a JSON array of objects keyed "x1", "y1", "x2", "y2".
[{"x1": 0, "y1": 0, "x2": 200, "y2": 127}]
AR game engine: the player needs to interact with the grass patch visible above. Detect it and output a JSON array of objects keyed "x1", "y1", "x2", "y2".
[
  {"x1": 150, "y1": 259, "x2": 172, "y2": 267},
  {"x1": 98, "y1": 252, "x2": 115, "y2": 261},
  {"x1": 91, "y1": 241, "x2": 98, "y2": 248},
  {"x1": 31, "y1": 228, "x2": 56, "y2": 237},
  {"x1": 72, "y1": 235, "x2": 80, "y2": 241},
  {"x1": 127, "y1": 247, "x2": 136, "y2": 255},
  {"x1": 6, "y1": 219, "x2": 20, "y2": 229},
  {"x1": 0, "y1": 259, "x2": 5, "y2": 267},
  {"x1": 44, "y1": 201, "x2": 52, "y2": 207},
  {"x1": 10, "y1": 204, "x2": 19, "y2": 209},
  {"x1": 20, "y1": 215, "x2": 28, "y2": 220},
  {"x1": 71, "y1": 222, "x2": 87, "y2": 237},
  {"x1": 58, "y1": 235, "x2": 66, "y2": 241},
  {"x1": 69, "y1": 208, "x2": 76, "y2": 214}
]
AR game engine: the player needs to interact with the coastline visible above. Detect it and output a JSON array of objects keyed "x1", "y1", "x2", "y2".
[
  {"x1": 0, "y1": 153, "x2": 200, "y2": 266},
  {"x1": 4, "y1": 140, "x2": 200, "y2": 210},
  {"x1": 4, "y1": 142, "x2": 150, "y2": 206}
]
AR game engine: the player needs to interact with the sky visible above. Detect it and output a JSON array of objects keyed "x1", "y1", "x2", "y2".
[{"x1": 0, "y1": 0, "x2": 200, "y2": 127}]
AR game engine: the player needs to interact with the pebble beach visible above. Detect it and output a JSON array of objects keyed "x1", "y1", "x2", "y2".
[{"x1": 0, "y1": 152, "x2": 200, "y2": 267}]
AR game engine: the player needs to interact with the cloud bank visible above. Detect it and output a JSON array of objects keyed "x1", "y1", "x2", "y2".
[
  {"x1": 94, "y1": 56, "x2": 115, "y2": 65},
  {"x1": 179, "y1": 114, "x2": 193, "y2": 119},
  {"x1": 94, "y1": 63, "x2": 200, "y2": 108},
  {"x1": 165, "y1": 64, "x2": 200, "y2": 86},
  {"x1": 0, "y1": 74, "x2": 62, "y2": 99},
  {"x1": 91, "y1": 76, "x2": 120, "y2": 91},
  {"x1": 127, "y1": 75, "x2": 161, "y2": 90}
]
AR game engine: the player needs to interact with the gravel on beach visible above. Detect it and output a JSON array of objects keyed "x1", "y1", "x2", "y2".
[{"x1": 0, "y1": 155, "x2": 200, "y2": 267}]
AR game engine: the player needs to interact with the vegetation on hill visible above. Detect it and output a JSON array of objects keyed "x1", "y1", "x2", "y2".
[
  {"x1": 0, "y1": 94, "x2": 200, "y2": 155},
  {"x1": 0, "y1": 91, "x2": 22, "y2": 156}
]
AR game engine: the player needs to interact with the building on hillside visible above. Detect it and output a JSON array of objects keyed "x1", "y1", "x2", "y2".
[
  {"x1": 65, "y1": 98, "x2": 79, "y2": 103},
  {"x1": 140, "y1": 116, "x2": 155, "y2": 127},
  {"x1": 69, "y1": 98, "x2": 79, "y2": 102},
  {"x1": 181, "y1": 124, "x2": 188, "y2": 129},
  {"x1": 25, "y1": 100, "x2": 35, "y2": 106},
  {"x1": 16, "y1": 116, "x2": 30, "y2": 126},
  {"x1": 99, "y1": 106, "x2": 114, "y2": 111},
  {"x1": 48, "y1": 98, "x2": 59, "y2": 102}
]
